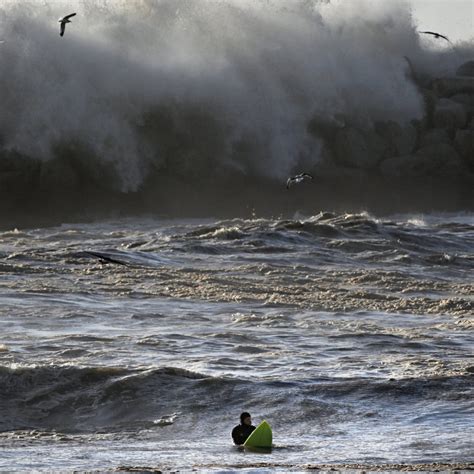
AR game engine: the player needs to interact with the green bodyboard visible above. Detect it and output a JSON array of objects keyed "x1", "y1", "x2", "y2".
[{"x1": 243, "y1": 420, "x2": 272, "y2": 448}]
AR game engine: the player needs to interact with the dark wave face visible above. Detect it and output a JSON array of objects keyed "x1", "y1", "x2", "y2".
[
  {"x1": 0, "y1": 365, "x2": 471, "y2": 433},
  {"x1": 0, "y1": 212, "x2": 473, "y2": 470},
  {"x1": 1, "y1": 0, "x2": 474, "y2": 225}
]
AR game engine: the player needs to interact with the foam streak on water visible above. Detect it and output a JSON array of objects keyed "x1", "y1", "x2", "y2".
[{"x1": 0, "y1": 212, "x2": 473, "y2": 471}]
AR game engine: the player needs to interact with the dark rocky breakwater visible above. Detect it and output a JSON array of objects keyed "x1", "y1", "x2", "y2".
[{"x1": 310, "y1": 60, "x2": 474, "y2": 201}]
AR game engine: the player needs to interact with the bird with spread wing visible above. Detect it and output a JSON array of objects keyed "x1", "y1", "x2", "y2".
[{"x1": 59, "y1": 13, "x2": 76, "y2": 37}]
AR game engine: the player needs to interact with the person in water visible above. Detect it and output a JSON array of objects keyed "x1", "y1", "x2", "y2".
[{"x1": 231, "y1": 412, "x2": 255, "y2": 445}]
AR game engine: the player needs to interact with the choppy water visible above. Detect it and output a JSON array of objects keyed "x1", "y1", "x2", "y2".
[{"x1": 0, "y1": 212, "x2": 473, "y2": 471}]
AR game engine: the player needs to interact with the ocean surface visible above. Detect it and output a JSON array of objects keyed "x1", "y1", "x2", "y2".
[
  {"x1": 2, "y1": 0, "x2": 474, "y2": 225},
  {"x1": 1, "y1": 0, "x2": 474, "y2": 470},
  {"x1": 0, "y1": 212, "x2": 473, "y2": 471}
]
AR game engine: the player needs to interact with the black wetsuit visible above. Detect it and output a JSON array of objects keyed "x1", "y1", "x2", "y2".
[{"x1": 231, "y1": 423, "x2": 256, "y2": 445}]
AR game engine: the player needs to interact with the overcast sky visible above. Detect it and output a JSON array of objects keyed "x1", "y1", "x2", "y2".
[
  {"x1": 409, "y1": 0, "x2": 473, "y2": 42},
  {"x1": 1, "y1": 0, "x2": 472, "y2": 43}
]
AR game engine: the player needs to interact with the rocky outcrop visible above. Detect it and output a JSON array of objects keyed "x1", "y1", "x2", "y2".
[
  {"x1": 375, "y1": 121, "x2": 417, "y2": 156},
  {"x1": 454, "y1": 130, "x2": 474, "y2": 164},
  {"x1": 450, "y1": 93, "x2": 474, "y2": 106},
  {"x1": 433, "y1": 98, "x2": 467, "y2": 129},
  {"x1": 419, "y1": 128, "x2": 451, "y2": 148},
  {"x1": 456, "y1": 61, "x2": 474, "y2": 77},
  {"x1": 415, "y1": 143, "x2": 465, "y2": 177},
  {"x1": 433, "y1": 77, "x2": 474, "y2": 97},
  {"x1": 380, "y1": 143, "x2": 464, "y2": 179},
  {"x1": 321, "y1": 120, "x2": 417, "y2": 171},
  {"x1": 333, "y1": 127, "x2": 386, "y2": 169},
  {"x1": 310, "y1": 60, "x2": 474, "y2": 194},
  {"x1": 376, "y1": 60, "x2": 474, "y2": 183}
]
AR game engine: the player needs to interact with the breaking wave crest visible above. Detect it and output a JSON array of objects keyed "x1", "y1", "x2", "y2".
[{"x1": 0, "y1": 0, "x2": 473, "y2": 222}]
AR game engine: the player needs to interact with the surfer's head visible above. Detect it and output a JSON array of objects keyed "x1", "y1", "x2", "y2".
[{"x1": 240, "y1": 412, "x2": 251, "y2": 425}]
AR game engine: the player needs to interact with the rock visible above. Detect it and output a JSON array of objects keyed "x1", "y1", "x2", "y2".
[
  {"x1": 448, "y1": 95, "x2": 474, "y2": 122},
  {"x1": 420, "y1": 88, "x2": 438, "y2": 126},
  {"x1": 454, "y1": 130, "x2": 474, "y2": 164},
  {"x1": 449, "y1": 94, "x2": 474, "y2": 107},
  {"x1": 456, "y1": 60, "x2": 474, "y2": 77},
  {"x1": 375, "y1": 121, "x2": 417, "y2": 156},
  {"x1": 416, "y1": 143, "x2": 465, "y2": 177},
  {"x1": 333, "y1": 127, "x2": 386, "y2": 169},
  {"x1": 419, "y1": 128, "x2": 451, "y2": 148},
  {"x1": 380, "y1": 143, "x2": 464, "y2": 179},
  {"x1": 433, "y1": 77, "x2": 474, "y2": 97},
  {"x1": 433, "y1": 98, "x2": 467, "y2": 129}
]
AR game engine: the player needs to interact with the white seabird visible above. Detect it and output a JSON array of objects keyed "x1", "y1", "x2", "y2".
[
  {"x1": 58, "y1": 13, "x2": 76, "y2": 37},
  {"x1": 286, "y1": 172, "x2": 314, "y2": 189}
]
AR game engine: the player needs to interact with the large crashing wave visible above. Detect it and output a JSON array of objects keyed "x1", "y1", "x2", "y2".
[{"x1": 0, "y1": 0, "x2": 473, "y2": 220}]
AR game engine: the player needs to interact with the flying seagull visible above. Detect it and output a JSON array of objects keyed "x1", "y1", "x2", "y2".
[
  {"x1": 286, "y1": 172, "x2": 314, "y2": 189},
  {"x1": 419, "y1": 31, "x2": 450, "y2": 43},
  {"x1": 58, "y1": 13, "x2": 76, "y2": 37}
]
